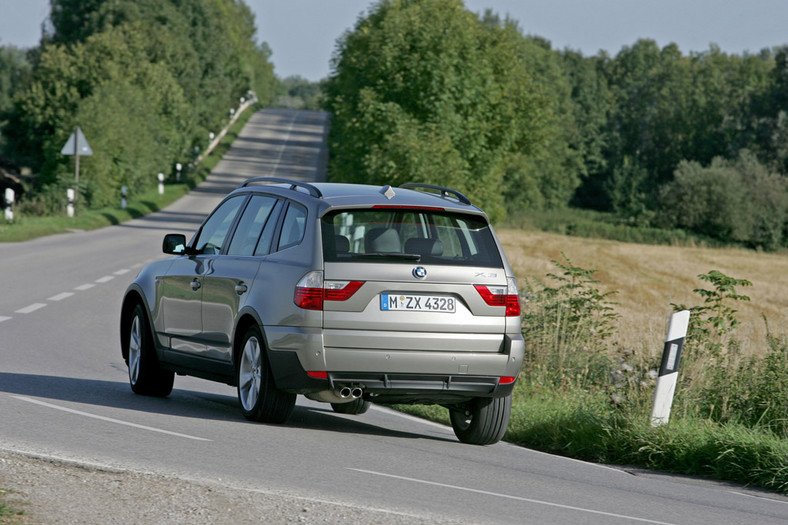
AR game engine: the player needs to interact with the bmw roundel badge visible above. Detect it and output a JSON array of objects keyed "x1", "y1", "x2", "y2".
[{"x1": 413, "y1": 266, "x2": 427, "y2": 279}]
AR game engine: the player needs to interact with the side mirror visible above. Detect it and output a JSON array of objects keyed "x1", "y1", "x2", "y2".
[{"x1": 163, "y1": 233, "x2": 188, "y2": 255}]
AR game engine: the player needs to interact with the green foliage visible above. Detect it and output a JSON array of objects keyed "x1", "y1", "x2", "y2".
[
  {"x1": 503, "y1": 206, "x2": 704, "y2": 247},
  {"x1": 1, "y1": 101, "x2": 256, "y2": 241},
  {"x1": 521, "y1": 254, "x2": 619, "y2": 391},
  {"x1": 2, "y1": 0, "x2": 276, "y2": 212},
  {"x1": 657, "y1": 151, "x2": 788, "y2": 249},
  {"x1": 275, "y1": 76, "x2": 324, "y2": 110},
  {"x1": 324, "y1": 0, "x2": 551, "y2": 220},
  {"x1": 668, "y1": 271, "x2": 788, "y2": 438}
]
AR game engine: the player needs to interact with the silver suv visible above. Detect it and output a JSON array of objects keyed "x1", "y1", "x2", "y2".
[{"x1": 120, "y1": 178, "x2": 524, "y2": 445}]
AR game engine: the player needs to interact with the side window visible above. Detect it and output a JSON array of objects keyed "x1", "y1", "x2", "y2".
[
  {"x1": 194, "y1": 196, "x2": 245, "y2": 255},
  {"x1": 227, "y1": 195, "x2": 278, "y2": 256},
  {"x1": 277, "y1": 202, "x2": 307, "y2": 250},
  {"x1": 254, "y1": 200, "x2": 282, "y2": 256}
]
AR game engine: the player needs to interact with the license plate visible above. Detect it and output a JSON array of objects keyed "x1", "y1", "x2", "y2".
[{"x1": 380, "y1": 294, "x2": 456, "y2": 313}]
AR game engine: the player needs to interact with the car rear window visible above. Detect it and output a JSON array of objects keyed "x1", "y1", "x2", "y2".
[{"x1": 321, "y1": 208, "x2": 503, "y2": 268}]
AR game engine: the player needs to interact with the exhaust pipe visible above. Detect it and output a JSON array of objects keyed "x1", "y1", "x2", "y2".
[{"x1": 305, "y1": 385, "x2": 364, "y2": 404}]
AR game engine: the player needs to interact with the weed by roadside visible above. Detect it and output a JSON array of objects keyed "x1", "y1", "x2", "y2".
[{"x1": 0, "y1": 488, "x2": 26, "y2": 524}]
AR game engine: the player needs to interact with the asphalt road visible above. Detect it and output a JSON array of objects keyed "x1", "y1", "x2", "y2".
[{"x1": 2, "y1": 108, "x2": 788, "y2": 524}]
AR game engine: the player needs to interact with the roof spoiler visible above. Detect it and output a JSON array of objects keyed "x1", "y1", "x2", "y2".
[{"x1": 399, "y1": 183, "x2": 471, "y2": 205}]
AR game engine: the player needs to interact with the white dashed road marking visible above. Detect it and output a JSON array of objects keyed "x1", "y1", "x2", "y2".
[
  {"x1": 2, "y1": 262, "x2": 149, "y2": 324},
  {"x1": 48, "y1": 292, "x2": 74, "y2": 302},
  {"x1": 15, "y1": 303, "x2": 47, "y2": 314}
]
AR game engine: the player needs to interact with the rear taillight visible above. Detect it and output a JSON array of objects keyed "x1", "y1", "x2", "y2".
[
  {"x1": 474, "y1": 277, "x2": 521, "y2": 316},
  {"x1": 294, "y1": 271, "x2": 365, "y2": 310}
]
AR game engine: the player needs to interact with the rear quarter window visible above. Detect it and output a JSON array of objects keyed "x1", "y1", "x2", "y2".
[{"x1": 321, "y1": 208, "x2": 502, "y2": 268}]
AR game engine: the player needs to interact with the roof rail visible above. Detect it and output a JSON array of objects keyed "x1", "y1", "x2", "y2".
[
  {"x1": 399, "y1": 183, "x2": 471, "y2": 205},
  {"x1": 240, "y1": 177, "x2": 322, "y2": 198}
]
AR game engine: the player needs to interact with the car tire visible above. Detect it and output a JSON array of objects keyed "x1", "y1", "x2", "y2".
[
  {"x1": 237, "y1": 325, "x2": 296, "y2": 424},
  {"x1": 331, "y1": 398, "x2": 370, "y2": 415},
  {"x1": 127, "y1": 304, "x2": 174, "y2": 397},
  {"x1": 449, "y1": 395, "x2": 512, "y2": 445}
]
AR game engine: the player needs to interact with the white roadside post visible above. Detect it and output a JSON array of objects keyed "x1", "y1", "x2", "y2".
[
  {"x1": 4, "y1": 188, "x2": 14, "y2": 221},
  {"x1": 121, "y1": 186, "x2": 127, "y2": 210},
  {"x1": 650, "y1": 309, "x2": 691, "y2": 426},
  {"x1": 66, "y1": 188, "x2": 75, "y2": 218},
  {"x1": 158, "y1": 173, "x2": 165, "y2": 195}
]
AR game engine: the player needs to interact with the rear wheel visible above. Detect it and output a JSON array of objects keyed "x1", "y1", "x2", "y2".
[
  {"x1": 331, "y1": 398, "x2": 370, "y2": 415},
  {"x1": 449, "y1": 395, "x2": 512, "y2": 445},
  {"x1": 237, "y1": 325, "x2": 295, "y2": 423},
  {"x1": 127, "y1": 304, "x2": 174, "y2": 397}
]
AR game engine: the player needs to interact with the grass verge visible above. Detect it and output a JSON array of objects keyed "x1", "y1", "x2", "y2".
[
  {"x1": 0, "y1": 104, "x2": 259, "y2": 243},
  {"x1": 0, "y1": 488, "x2": 25, "y2": 524},
  {"x1": 397, "y1": 383, "x2": 788, "y2": 493}
]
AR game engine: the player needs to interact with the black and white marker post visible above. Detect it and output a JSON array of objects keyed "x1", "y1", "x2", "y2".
[{"x1": 650, "y1": 309, "x2": 691, "y2": 427}]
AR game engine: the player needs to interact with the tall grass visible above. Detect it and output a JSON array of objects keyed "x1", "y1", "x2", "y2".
[{"x1": 514, "y1": 261, "x2": 788, "y2": 492}]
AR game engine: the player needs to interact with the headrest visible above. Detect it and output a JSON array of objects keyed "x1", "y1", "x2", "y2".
[
  {"x1": 364, "y1": 227, "x2": 401, "y2": 253},
  {"x1": 404, "y1": 237, "x2": 444, "y2": 256}
]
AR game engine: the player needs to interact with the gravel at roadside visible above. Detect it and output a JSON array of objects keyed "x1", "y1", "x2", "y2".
[{"x1": 0, "y1": 450, "x2": 461, "y2": 524}]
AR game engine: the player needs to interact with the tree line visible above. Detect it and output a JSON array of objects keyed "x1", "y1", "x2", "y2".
[
  {"x1": 0, "y1": 0, "x2": 277, "y2": 211},
  {"x1": 325, "y1": 0, "x2": 788, "y2": 249}
]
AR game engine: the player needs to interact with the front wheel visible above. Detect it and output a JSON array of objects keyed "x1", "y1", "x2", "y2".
[
  {"x1": 127, "y1": 304, "x2": 174, "y2": 397},
  {"x1": 237, "y1": 325, "x2": 295, "y2": 423},
  {"x1": 449, "y1": 395, "x2": 512, "y2": 445}
]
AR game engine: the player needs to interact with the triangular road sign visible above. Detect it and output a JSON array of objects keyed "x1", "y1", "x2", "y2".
[{"x1": 61, "y1": 127, "x2": 93, "y2": 156}]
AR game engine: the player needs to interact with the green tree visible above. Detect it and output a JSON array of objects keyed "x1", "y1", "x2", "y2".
[
  {"x1": 6, "y1": 0, "x2": 275, "y2": 210},
  {"x1": 657, "y1": 151, "x2": 787, "y2": 249},
  {"x1": 0, "y1": 45, "x2": 33, "y2": 154},
  {"x1": 324, "y1": 0, "x2": 550, "y2": 219}
]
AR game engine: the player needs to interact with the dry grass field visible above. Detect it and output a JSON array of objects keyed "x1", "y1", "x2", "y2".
[{"x1": 497, "y1": 229, "x2": 788, "y2": 360}]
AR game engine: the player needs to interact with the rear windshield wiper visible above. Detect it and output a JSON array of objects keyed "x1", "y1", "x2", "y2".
[{"x1": 339, "y1": 252, "x2": 422, "y2": 262}]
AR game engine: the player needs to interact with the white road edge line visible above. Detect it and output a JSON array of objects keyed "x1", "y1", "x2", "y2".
[
  {"x1": 15, "y1": 303, "x2": 47, "y2": 314},
  {"x1": 370, "y1": 404, "x2": 627, "y2": 475},
  {"x1": 347, "y1": 468, "x2": 677, "y2": 525},
  {"x1": 12, "y1": 396, "x2": 211, "y2": 442},
  {"x1": 0, "y1": 316, "x2": 11, "y2": 323},
  {"x1": 728, "y1": 490, "x2": 788, "y2": 505}
]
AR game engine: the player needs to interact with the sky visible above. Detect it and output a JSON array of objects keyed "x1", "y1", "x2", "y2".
[{"x1": 2, "y1": 0, "x2": 787, "y2": 81}]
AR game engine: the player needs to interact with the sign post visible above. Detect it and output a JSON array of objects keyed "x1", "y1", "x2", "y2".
[
  {"x1": 61, "y1": 127, "x2": 93, "y2": 213},
  {"x1": 651, "y1": 310, "x2": 691, "y2": 426}
]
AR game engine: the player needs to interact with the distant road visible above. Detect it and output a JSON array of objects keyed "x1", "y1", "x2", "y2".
[{"x1": 2, "y1": 108, "x2": 788, "y2": 524}]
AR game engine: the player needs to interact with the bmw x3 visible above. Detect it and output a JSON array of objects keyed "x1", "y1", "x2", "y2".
[{"x1": 120, "y1": 178, "x2": 525, "y2": 445}]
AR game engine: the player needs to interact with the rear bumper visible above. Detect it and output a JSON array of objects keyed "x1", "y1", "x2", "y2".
[{"x1": 265, "y1": 325, "x2": 524, "y2": 402}]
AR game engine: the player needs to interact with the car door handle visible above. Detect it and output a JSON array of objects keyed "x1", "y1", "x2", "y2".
[
  {"x1": 191, "y1": 279, "x2": 201, "y2": 291},
  {"x1": 235, "y1": 283, "x2": 248, "y2": 295}
]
